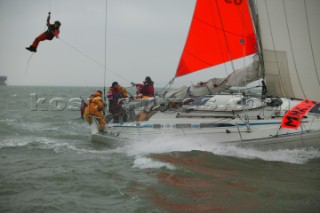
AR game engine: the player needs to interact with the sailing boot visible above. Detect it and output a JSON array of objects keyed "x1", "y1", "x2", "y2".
[{"x1": 26, "y1": 45, "x2": 37, "y2": 52}]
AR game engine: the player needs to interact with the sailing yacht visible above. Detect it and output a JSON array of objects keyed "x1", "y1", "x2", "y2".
[{"x1": 91, "y1": 0, "x2": 320, "y2": 150}]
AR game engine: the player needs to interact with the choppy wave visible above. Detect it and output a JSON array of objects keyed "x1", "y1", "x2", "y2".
[
  {"x1": 2, "y1": 124, "x2": 319, "y2": 165},
  {"x1": 1, "y1": 108, "x2": 319, "y2": 166},
  {"x1": 133, "y1": 157, "x2": 176, "y2": 170},
  {"x1": 118, "y1": 135, "x2": 320, "y2": 165}
]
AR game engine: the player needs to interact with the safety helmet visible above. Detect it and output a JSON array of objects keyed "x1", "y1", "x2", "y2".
[{"x1": 54, "y1": 21, "x2": 61, "y2": 26}]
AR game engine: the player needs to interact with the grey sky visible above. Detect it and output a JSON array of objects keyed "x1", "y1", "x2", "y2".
[{"x1": 0, "y1": 0, "x2": 251, "y2": 88}]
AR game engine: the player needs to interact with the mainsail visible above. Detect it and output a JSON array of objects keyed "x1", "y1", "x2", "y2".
[
  {"x1": 176, "y1": 0, "x2": 257, "y2": 77},
  {"x1": 256, "y1": 0, "x2": 320, "y2": 100}
]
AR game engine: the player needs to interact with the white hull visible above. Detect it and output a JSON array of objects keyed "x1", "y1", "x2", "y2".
[{"x1": 91, "y1": 111, "x2": 320, "y2": 151}]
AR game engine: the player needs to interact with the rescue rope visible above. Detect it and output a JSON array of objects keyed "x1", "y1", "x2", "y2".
[
  {"x1": 25, "y1": 53, "x2": 35, "y2": 76},
  {"x1": 58, "y1": 37, "x2": 130, "y2": 84},
  {"x1": 48, "y1": 0, "x2": 51, "y2": 12}
]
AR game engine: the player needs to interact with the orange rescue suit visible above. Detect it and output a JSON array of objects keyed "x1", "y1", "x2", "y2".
[{"x1": 84, "y1": 92, "x2": 106, "y2": 130}]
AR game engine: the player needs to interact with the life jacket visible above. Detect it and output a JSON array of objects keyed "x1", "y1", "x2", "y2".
[
  {"x1": 140, "y1": 83, "x2": 154, "y2": 97},
  {"x1": 45, "y1": 24, "x2": 60, "y2": 38},
  {"x1": 107, "y1": 86, "x2": 128, "y2": 100},
  {"x1": 107, "y1": 86, "x2": 128, "y2": 112},
  {"x1": 88, "y1": 93, "x2": 105, "y2": 115}
]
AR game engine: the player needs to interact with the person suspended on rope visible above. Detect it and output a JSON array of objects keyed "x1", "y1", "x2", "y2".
[
  {"x1": 107, "y1": 82, "x2": 128, "y2": 123},
  {"x1": 26, "y1": 12, "x2": 61, "y2": 53},
  {"x1": 131, "y1": 76, "x2": 155, "y2": 98},
  {"x1": 83, "y1": 91, "x2": 106, "y2": 131}
]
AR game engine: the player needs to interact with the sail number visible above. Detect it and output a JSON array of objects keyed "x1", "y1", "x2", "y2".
[{"x1": 225, "y1": 0, "x2": 243, "y2": 5}]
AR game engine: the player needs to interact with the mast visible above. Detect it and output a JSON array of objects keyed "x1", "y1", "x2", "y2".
[
  {"x1": 103, "y1": 0, "x2": 108, "y2": 103},
  {"x1": 248, "y1": 0, "x2": 265, "y2": 80}
]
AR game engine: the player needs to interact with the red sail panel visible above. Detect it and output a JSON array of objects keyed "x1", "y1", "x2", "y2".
[
  {"x1": 176, "y1": 0, "x2": 257, "y2": 77},
  {"x1": 281, "y1": 100, "x2": 316, "y2": 129}
]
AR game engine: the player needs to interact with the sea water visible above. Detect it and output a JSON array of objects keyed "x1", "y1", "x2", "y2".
[{"x1": 1, "y1": 86, "x2": 320, "y2": 212}]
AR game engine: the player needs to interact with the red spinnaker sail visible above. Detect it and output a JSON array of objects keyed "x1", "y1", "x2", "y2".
[
  {"x1": 176, "y1": 0, "x2": 257, "y2": 77},
  {"x1": 281, "y1": 100, "x2": 316, "y2": 129}
]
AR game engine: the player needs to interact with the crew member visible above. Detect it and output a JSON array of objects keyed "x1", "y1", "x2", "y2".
[
  {"x1": 134, "y1": 76, "x2": 154, "y2": 97},
  {"x1": 107, "y1": 82, "x2": 128, "y2": 123},
  {"x1": 84, "y1": 91, "x2": 106, "y2": 131},
  {"x1": 26, "y1": 12, "x2": 61, "y2": 52},
  {"x1": 80, "y1": 99, "x2": 87, "y2": 119}
]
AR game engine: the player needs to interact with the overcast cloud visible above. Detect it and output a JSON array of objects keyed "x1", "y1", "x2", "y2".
[{"x1": 0, "y1": 0, "x2": 252, "y2": 88}]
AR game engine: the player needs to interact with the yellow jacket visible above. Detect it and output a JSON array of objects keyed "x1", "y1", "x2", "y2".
[{"x1": 88, "y1": 92, "x2": 105, "y2": 114}]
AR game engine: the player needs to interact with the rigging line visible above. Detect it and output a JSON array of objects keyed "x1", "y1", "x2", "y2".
[
  {"x1": 304, "y1": 0, "x2": 320, "y2": 86},
  {"x1": 238, "y1": 3, "x2": 249, "y2": 103},
  {"x1": 209, "y1": 0, "x2": 230, "y2": 77},
  {"x1": 58, "y1": 38, "x2": 130, "y2": 84},
  {"x1": 249, "y1": 0, "x2": 265, "y2": 78},
  {"x1": 234, "y1": 2, "x2": 248, "y2": 94},
  {"x1": 214, "y1": 0, "x2": 236, "y2": 72},
  {"x1": 104, "y1": 0, "x2": 108, "y2": 101},
  {"x1": 214, "y1": 0, "x2": 246, "y2": 106},
  {"x1": 48, "y1": 0, "x2": 51, "y2": 12},
  {"x1": 212, "y1": 1, "x2": 246, "y2": 102},
  {"x1": 158, "y1": 77, "x2": 174, "y2": 94},
  {"x1": 282, "y1": 0, "x2": 307, "y2": 99},
  {"x1": 25, "y1": 53, "x2": 35, "y2": 76},
  {"x1": 264, "y1": 0, "x2": 289, "y2": 97}
]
